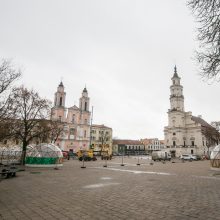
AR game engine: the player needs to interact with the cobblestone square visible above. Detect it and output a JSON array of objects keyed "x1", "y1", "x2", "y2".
[{"x1": 0, "y1": 158, "x2": 220, "y2": 220}]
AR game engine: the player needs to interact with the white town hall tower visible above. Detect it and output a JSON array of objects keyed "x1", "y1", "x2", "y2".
[{"x1": 164, "y1": 66, "x2": 219, "y2": 157}]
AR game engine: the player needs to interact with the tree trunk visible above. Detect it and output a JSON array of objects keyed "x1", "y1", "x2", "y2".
[{"x1": 21, "y1": 140, "x2": 27, "y2": 165}]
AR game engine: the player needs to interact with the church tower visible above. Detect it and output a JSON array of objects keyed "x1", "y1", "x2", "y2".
[
  {"x1": 164, "y1": 66, "x2": 218, "y2": 157},
  {"x1": 167, "y1": 66, "x2": 185, "y2": 129},
  {"x1": 51, "y1": 81, "x2": 66, "y2": 122},
  {"x1": 79, "y1": 87, "x2": 90, "y2": 112},
  {"x1": 54, "y1": 81, "x2": 66, "y2": 107},
  {"x1": 170, "y1": 66, "x2": 184, "y2": 112}
]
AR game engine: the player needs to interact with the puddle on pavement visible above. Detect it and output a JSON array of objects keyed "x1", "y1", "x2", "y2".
[
  {"x1": 100, "y1": 177, "x2": 112, "y2": 180},
  {"x1": 92, "y1": 167, "x2": 173, "y2": 176},
  {"x1": 83, "y1": 182, "x2": 120, "y2": 189}
]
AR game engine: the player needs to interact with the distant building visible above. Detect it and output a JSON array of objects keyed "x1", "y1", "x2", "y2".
[
  {"x1": 91, "y1": 124, "x2": 113, "y2": 155},
  {"x1": 140, "y1": 138, "x2": 165, "y2": 152},
  {"x1": 113, "y1": 139, "x2": 145, "y2": 155},
  {"x1": 164, "y1": 67, "x2": 219, "y2": 157},
  {"x1": 51, "y1": 82, "x2": 91, "y2": 152},
  {"x1": 211, "y1": 121, "x2": 220, "y2": 131}
]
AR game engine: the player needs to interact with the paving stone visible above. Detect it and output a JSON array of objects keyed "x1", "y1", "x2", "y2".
[{"x1": 0, "y1": 159, "x2": 220, "y2": 220}]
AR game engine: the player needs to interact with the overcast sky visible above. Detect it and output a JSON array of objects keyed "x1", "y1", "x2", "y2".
[{"x1": 0, "y1": 0, "x2": 219, "y2": 140}]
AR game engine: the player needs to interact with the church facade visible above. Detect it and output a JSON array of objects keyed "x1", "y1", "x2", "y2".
[
  {"x1": 164, "y1": 67, "x2": 219, "y2": 157},
  {"x1": 51, "y1": 82, "x2": 91, "y2": 152}
]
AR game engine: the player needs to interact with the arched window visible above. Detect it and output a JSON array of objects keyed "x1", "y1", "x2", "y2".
[
  {"x1": 72, "y1": 114, "x2": 75, "y2": 123},
  {"x1": 59, "y1": 97, "x2": 62, "y2": 106},
  {"x1": 85, "y1": 102, "x2": 87, "y2": 111}
]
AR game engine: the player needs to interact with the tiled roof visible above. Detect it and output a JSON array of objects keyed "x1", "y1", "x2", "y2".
[
  {"x1": 113, "y1": 139, "x2": 143, "y2": 145},
  {"x1": 141, "y1": 138, "x2": 164, "y2": 145},
  {"x1": 191, "y1": 116, "x2": 220, "y2": 137},
  {"x1": 92, "y1": 124, "x2": 112, "y2": 129},
  {"x1": 191, "y1": 116, "x2": 213, "y2": 128}
]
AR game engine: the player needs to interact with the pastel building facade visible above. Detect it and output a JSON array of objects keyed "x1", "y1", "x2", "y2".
[
  {"x1": 140, "y1": 138, "x2": 165, "y2": 152},
  {"x1": 164, "y1": 67, "x2": 219, "y2": 157},
  {"x1": 51, "y1": 82, "x2": 91, "y2": 152},
  {"x1": 112, "y1": 139, "x2": 145, "y2": 155},
  {"x1": 91, "y1": 124, "x2": 113, "y2": 155}
]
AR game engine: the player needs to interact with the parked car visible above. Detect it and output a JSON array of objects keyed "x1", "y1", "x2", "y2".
[
  {"x1": 180, "y1": 154, "x2": 197, "y2": 161},
  {"x1": 62, "y1": 151, "x2": 68, "y2": 159},
  {"x1": 191, "y1": 155, "x2": 198, "y2": 160}
]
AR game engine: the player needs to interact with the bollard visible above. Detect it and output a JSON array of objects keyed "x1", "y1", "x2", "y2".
[
  {"x1": 103, "y1": 157, "x2": 107, "y2": 167},
  {"x1": 121, "y1": 153, "x2": 125, "y2": 166},
  {"x1": 136, "y1": 152, "x2": 140, "y2": 166},
  {"x1": 81, "y1": 156, "x2": 86, "y2": 168}
]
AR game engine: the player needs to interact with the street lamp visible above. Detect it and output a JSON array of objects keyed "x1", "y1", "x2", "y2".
[
  {"x1": 136, "y1": 150, "x2": 140, "y2": 166},
  {"x1": 121, "y1": 146, "x2": 125, "y2": 166},
  {"x1": 80, "y1": 136, "x2": 86, "y2": 169}
]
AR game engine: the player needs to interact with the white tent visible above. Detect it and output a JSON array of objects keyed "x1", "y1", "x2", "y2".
[
  {"x1": 25, "y1": 143, "x2": 63, "y2": 167},
  {"x1": 210, "y1": 145, "x2": 220, "y2": 169}
]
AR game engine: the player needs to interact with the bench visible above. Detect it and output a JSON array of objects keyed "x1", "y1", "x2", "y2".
[{"x1": 0, "y1": 166, "x2": 18, "y2": 179}]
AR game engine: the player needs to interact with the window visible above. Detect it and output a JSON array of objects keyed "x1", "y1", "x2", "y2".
[
  {"x1": 72, "y1": 114, "x2": 75, "y2": 123},
  {"x1": 184, "y1": 141, "x2": 186, "y2": 147},
  {"x1": 85, "y1": 102, "x2": 87, "y2": 111},
  {"x1": 191, "y1": 141, "x2": 194, "y2": 146},
  {"x1": 85, "y1": 119, "x2": 87, "y2": 124},
  {"x1": 70, "y1": 128, "x2": 75, "y2": 135},
  {"x1": 173, "y1": 132, "x2": 176, "y2": 135},
  {"x1": 59, "y1": 97, "x2": 62, "y2": 106},
  {"x1": 3, "y1": 140, "x2": 7, "y2": 145},
  {"x1": 173, "y1": 141, "x2": 176, "y2": 146},
  {"x1": 59, "y1": 116, "x2": 62, "y2": 122},
  {"x1": 84, "y1": 130, "x2": 86, "y2": 138}
]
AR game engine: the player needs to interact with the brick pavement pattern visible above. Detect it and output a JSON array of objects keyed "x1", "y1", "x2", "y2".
[{"x1": 0, "y1": 157, "x2": 220, "y2": 220}]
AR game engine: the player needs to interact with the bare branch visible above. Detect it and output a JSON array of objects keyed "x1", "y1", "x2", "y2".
[{"x1": 188, "y1": 0, "x2": 220, "y2": 81}]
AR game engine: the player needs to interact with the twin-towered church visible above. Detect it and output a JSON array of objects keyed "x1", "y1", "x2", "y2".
[
  {"x1": 51, "y1": 82, "x2": 91, "y2": 152},
  {"x1": 51, "y1": 66, "x2": 219, "y2": 156}
]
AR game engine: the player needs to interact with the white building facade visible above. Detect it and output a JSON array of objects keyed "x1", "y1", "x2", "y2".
[{"x1": 164, "y1": 67, "x2": 219, "y2": 157}]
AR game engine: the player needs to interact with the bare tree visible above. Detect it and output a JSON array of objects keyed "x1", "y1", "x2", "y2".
[
  {"x1": 202, "y1": 125, "x2": 220, "y2": 157},
  {"x1": 188, "y1": 0, "x2": 220, "y2": 81},
  {"x1": 0, "y1": 59, "x2": 21, "y2": 122},
  {"x1": 49, "y1": 120, "x2": 64, "y2": 144},
  {"x1": 9, "y1": 86, "x2": 52, "y2": 164},
  {"x1": 35, "y1": 119, "x2": 64, "y2": 144}
]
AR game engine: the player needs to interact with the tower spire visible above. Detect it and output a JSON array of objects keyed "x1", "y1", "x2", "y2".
[{"x1": 173, "y1": 65, "x2": 179, "y2": 78}]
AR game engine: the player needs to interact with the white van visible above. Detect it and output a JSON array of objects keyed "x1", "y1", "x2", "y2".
[{"x1": 152, "y1": 151, "x2": 171, "y2": 161}]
